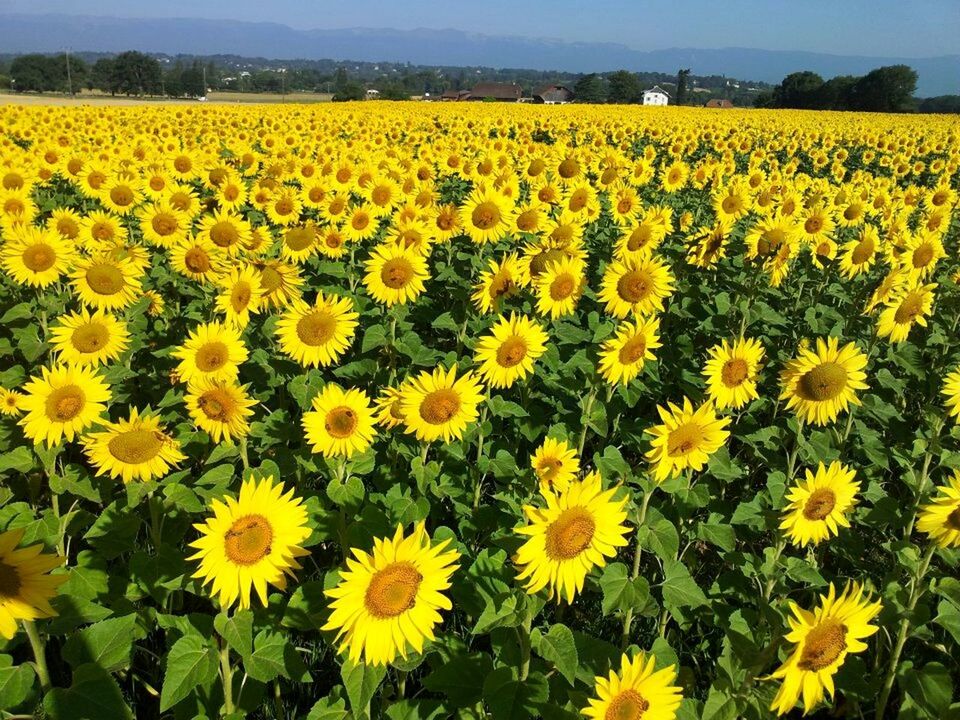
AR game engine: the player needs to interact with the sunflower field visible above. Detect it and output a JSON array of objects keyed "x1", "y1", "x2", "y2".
[{"x1": 0, "y1": 102, "x2": 958, "y2": 720}]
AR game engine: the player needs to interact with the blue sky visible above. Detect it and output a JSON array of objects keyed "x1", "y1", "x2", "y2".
[{"x1": 4, "y1": 0, "x2": 959, "y2": 57}]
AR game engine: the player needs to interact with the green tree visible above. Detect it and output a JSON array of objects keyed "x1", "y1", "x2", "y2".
[
  {"x1": 573, "y1": 73, "x2": 606, "y2": 103},
  {"x1": 607, "y1": 70, "x2": 641, "y2": 104},
  {"x1": 772, "y1": 71, "x2": 824, "y2": 108},
  {"x1": 109, "y1": 51, "x2": 162, "y2": 96},
  {"x1": 918, "y1": 95, "x2": 960, "y2": 114},
  {"x1": 816, "y1": 75, "x2": 857, "y2": 110},
  {"x1": 676, "y1": 68, "x2": 691, "y2": 105},
  {"x1": 848, "y1": 65, "x2": 917, "y2": 112},
  {"x1": 9, "y1": 54, "x2": 51, "y2": 92}
]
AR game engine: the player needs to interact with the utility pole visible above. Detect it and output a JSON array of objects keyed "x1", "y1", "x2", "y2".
[
  {"x1": 202, "y1": 65, "x2": 207, "y2": 97},
  {"x1": 65, "y1": 47, "x2": 73, "y2": 97}
]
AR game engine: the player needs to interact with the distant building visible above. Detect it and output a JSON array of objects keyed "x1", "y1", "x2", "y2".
[
  {"x1": 533, "y1": 85, "x2": 574, "y2": 104},
  {"x1": 441, "y1": 89, "x2": 471, "y2": 101},
  {"x1": 468, "y1": 82, "x2": 523, "y2": 102},
  {"x1": 706, "y1": 99, "x2": 734, "y2": 109},
  {"x1": 642, "y1": 86, "x2": 670, "y2": 106},
  {"x1": 365, "y1": 89, "x2": 380, "y2": 100}
]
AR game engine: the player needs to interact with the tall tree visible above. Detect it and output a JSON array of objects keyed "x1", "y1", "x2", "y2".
[
  {"x1": 573, "y1": 73, "x2": 606, "y2": 103},
  {"x1": 676, "y1": 68, "x2": 691, "y2": 106},
  {"x1": 848, "y1": 65, "x2": 917, "y2": 112},
  {"x1": 607, "y1": 70, "x2": 641, "y2": 104},
  {"x1": 772, "y1": 71, "x2": 824, "y2": 109}
]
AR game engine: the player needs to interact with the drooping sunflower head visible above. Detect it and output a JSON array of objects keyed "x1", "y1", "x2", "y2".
[
  {"x1": 189, "y1": 474, "x2": 311, "y2": 610},
  {"x1": 780, "y1": 462, "x2": 860, "y2": 547},
  {"x1": 322, "y1": 522, "x2": 460, "y2": 666}
]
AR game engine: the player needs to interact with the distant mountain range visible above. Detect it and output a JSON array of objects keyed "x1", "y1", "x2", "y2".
[{"x1": 1, "y1": 13, "x2": 957, "y2": 96}]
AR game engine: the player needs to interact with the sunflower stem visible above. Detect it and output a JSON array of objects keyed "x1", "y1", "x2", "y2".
[
  {"x1": 762, "y1": 537, "x2": 787, "y2": 602},
  {"x1": 874, "y1": 542, "x2": 936, "y2": 720},
  {"x1": 577, "y1": 385, "x2": 599, "y2": 457},
  {"x1": 785, "y1": 420, "x2": 804, "y2": 482},
  {"x1": 219, "y1": 639, "x2": 235, "y2": 715},
  {"x1": 23, "y1": 621, "x2": 51, "y2": 693},
  {"x1": 518, "y1": 610, "x2": 533, "y2": 681},
  {"x1": 238, "y1": 436, "x2": 249, "y2": 471},
  {"x1": 620, "y1": 488, "x2": 654, "y2": 649},
  {"x1": 904, "y1": 418, "x2": 941, "y2": 538},
  {"x1": 473, "y1": 406, "x2": 488, "y2": 510}
]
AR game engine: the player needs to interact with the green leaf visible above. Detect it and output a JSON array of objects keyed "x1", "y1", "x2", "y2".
[
  {"x1": 214, "y1": 610, "x2": 253, "y2": 659},
  {"x1": 900, "y1": 662, "x2": 953, "y2": 718},
  {"x1": 159, "y1": 634, "x2": 219, "y2": 712},
  {"x1": 244, "y1": 629, "x2": 311, "y2": 683},
  {"x1": 306, "y1": 692, "x2": 350, "y2": 720},
  {"x1": 44, "y1": 663, "x2": 133, "y2": 720},
  {"x1": 482, "y1": 667, "x2": 548, "y2": 720},
  {"x1": 697, "y1": 523, "x2": 736, "y2": 552},
  {"x1": 0, "y1": 656, "x2": 35, "y2": 711},
  {"x1": 661, "y1": 561, "x2": 709, "y2": 610},
  {"x1": 62, "y1": 614, "x2": 140, "y2": 672},
  {"x1": 0, "y1": 446, "x2": 35, "y2": 474},
  {"x1": 599, "y1": 562, "x2": 645, "y2": 615},
  {"x1": 639, "y1": 508, "x2": 679, "y2": 560},
  {"x1": 341, "y1": 657, "x2": 386, "y2": 719},
  {"x1": 530, "y1": 623, "x2": 578, "y2": 685},
  {"x1": 422, "y1": 652, "x2": 493, "y2": 705}
]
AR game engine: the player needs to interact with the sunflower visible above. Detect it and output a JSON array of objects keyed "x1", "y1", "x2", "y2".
[
  {"x1": 530, "y1": 437, "x2": 580, "y2": 495},
  {"x1": 255, "y1": 259, "x2": 303, "y2": 310},
  {"x1": 876, "y1": 282, "x2": 935, "y2": 344},
  {"x1": 769, "y1": 583, "x2": 881, "y2": 716},
  {"x1": 185, "y1": 379, "x2": 255, "y2": 444},
  {"x1": 69, "y1": 254, "x2": 142, "y2": 311},
  {"x1": 685, "y1": 220, "x2": 732, "y2": 269},
  {"x1": 0, "y1": 388, "x2": 24, "y2": 416},
  {"x1": 713, "y1": 180, "x2": 751, "y2": 221},
  {"x1": 19, "y1": 364, "x2": 111, "y2": 447},
  {"x1": 645, "y1": 398, "x2": 731, "y2": 482},
  {"x1": 143, "y1": 289, "x2": 166, "y2": 317},
  {"x1": 599, "y1": 256, "x2": 675, "y2": 319},
  {"x1": 917, "y1": 470, "x2": 960, "y2": 548},
  {"x1": 171, "y1": 237, "x2": 225, "y2": 285},
  {"x1": 172, "y1": 321, "x2": 248, "y2": 384},
  {"x1": 0, "y1": 528, "x2": 67, "y2": 639},
  {"x1": 374, "y1": 384, "x2": 408, "y2": 429},
  {"x1": 137, "y1": 201, "x2": 189, "y2": 248},
  {"x1": 400, "y1": 365, "x2": 485, "y2": 443},
  {"x1": 901, "y1": 230, "x2": 945, "y2": 279},
  {"x1": 303, "y1": 385, "x2": 377, "y2": 458},
  {"x1": 363, "y1": 243, "x2": 430, "y2": 307},
  {"x1": 779, "y1": 462, "x2": 860, "y2": 547},
  {"x1": 597, "y1": 316, "x2": 661, "y2": 386},
  {"x1": 49, "y1": 308, "x2": 129, "y2": 367},
  {"x1": 100, "y1": 175, "x2": 142, "y2": 215},
  {"x1": 779, "y1": 337, "x2": 868, "y2": 426},
  {"x1": 838, "y1": 226, "x2": 880, "y2": 279},
  {"x1": 582, "y1": 652, "x2": 683, "y2": 720},
  {"x1": 460, "y1": 185, "x2": 516, "y2": 245},
  {"x1": 79, "y1": 210, "x2": 127, "y2": 250},
  {"x1": 197, "y1": 211, "x2": 252, "y2": 256},
  {"x1": 514, "y1": 472, "x2": 630, "y2": 603},
  {"x1": 471, "y1": 253, "x2": 522, "y2": 314},
  {"x1": 702, "y1": 337, "x2": 764, "y2": 410},
  {"x1": 216, "y1": 265, "x2": 264, "y2": 329},
  {"x1": 83, "y1": 407, "x2": 185, "y2": 482},
  {"x1": 275, "y1": 293, "x2": 359, "y2": 368},
  {"x1": 535, "y1": 256, "x2": 585, "y2": 319},
  {"x1": 474, "y1": 313, "x2": 549, "y2": 389},
  {"x1": 0, "y1": 226, "x2": 74, "y2": 288},
  {"x1": 188, "y1": 474, "x2": 311, "y2": 610},
  {"x1": 264, "y1": 189, "x2": 302, "y2": 227},
  {"x1": 323, "y1": 522, "x2": 459, "y2": 666}
]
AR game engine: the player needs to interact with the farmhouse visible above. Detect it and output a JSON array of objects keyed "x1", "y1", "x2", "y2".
[
  {"x1": 468, "y1": 82, "x2": 523, "y2": 102},
  {"x1": 706, "y1": 98, "x2": 734, "y2": 108},
  {"x1": 533, "y1": 85, "x2": 574, "y2": 104},
  {"x1": 642, "y1": 86, "x2": 670, "y2": 106},
  {"x1": 440, "y1": 89, "x2": 471, "y2": 101}
]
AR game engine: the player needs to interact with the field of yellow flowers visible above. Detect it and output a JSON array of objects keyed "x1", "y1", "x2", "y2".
[{"x1": 0, "y1": 101, "x2": 958, "y2": 719}]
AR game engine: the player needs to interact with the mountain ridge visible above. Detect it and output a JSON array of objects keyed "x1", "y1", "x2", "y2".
[{"x1": 1, "y1": 13, "x2": 956, "y2": 96}]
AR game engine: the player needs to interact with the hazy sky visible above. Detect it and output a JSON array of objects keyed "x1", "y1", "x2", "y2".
[{"x1": 4, "y1": 0, "x2": 959, "y2": 57}]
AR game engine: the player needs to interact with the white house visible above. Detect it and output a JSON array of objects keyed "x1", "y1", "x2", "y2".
[{"x1": 642, "y1": 86, "x2": 670, "y2": 106}]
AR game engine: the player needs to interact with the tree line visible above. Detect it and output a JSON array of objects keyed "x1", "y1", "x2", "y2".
[{"x1": 755, "y1": 65, "x2": 930, "y2": 112}]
